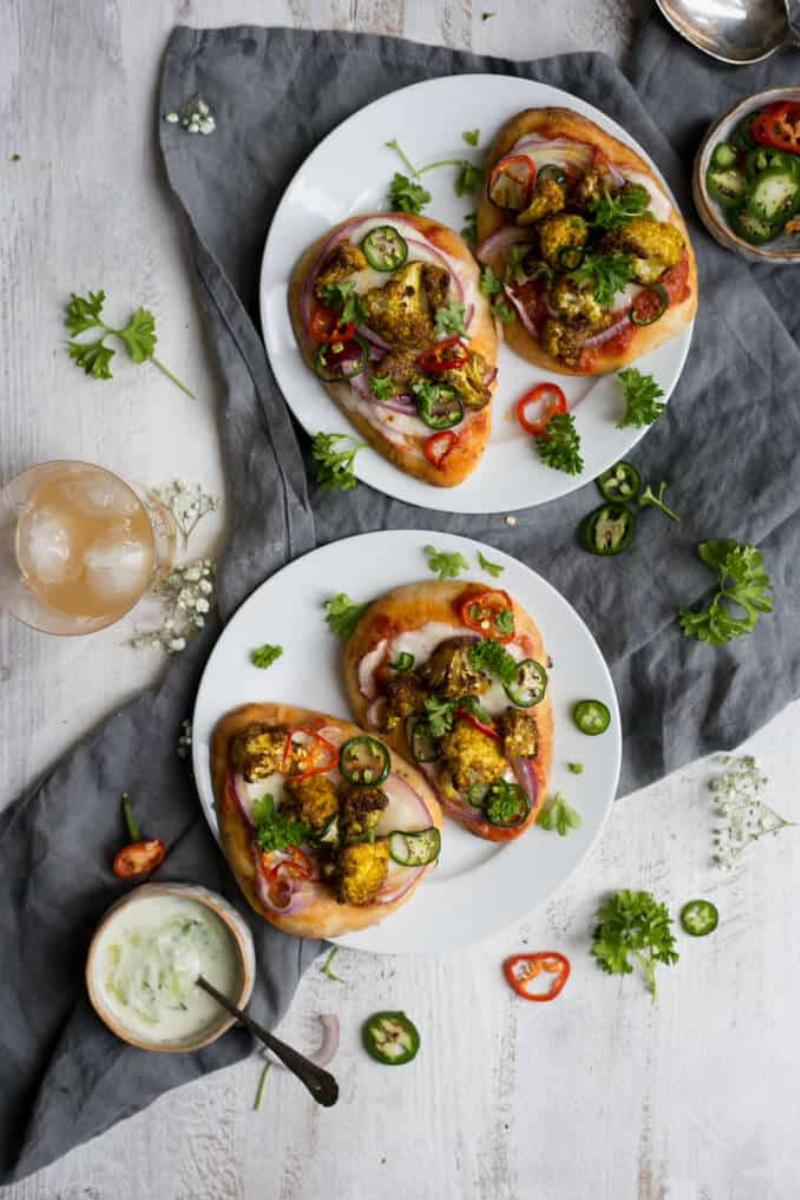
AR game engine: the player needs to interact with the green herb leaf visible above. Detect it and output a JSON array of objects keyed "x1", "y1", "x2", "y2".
[
  {"x1": 617, "y1": 368, "x2": 665, "y2": 429},
  {"x1": 386, "y1": 138, "x2": 419, "y2": 177},
  {"x1": 494, "y1": 301, "x2": 515, "y2": 324},
  {"x1": 462, "y1": 129, "x2": 480, "y2": 147},
  {"x1": 424, "y1": 544, "x2": 469, "y2": 580},
  {"x1": 391, "y1": 651, "x2": 415, "y2": 672},
  {"x1": 461, "y1": 212, "x2": 477, "y2": 246},
  {"x1": 115, "y1": 307, "x2": 157, "y2": 363},
  {"x1": 479, "y1": 265, "x2": 503, "y2": 296},
  {"x1": 423, "y1": 695, "x2": 457, "y2": 739},
  {"x1": 434, "y1": 301, "x2": 468, "y2": 337},
  {"x1": 678, "y1": 539, "x2": 773, "y2": 646},
  {"x1": 310, "y1": 432, "x2": 365, "y2": 491},
  {"x1": 369, "y1": 374, "x2": 395, "y2": 401},
  {"x1": 251, "y1": 794, "x2": 309, "y2": 853},
  {"x1": 388, "y1": 172, "x2": 431, "y2": 215},
  {"x1": 67, "y1": 338, "x2": 115, "y2": 380},
  {"x1": 65, "y1": 289, "x2": 106, "y2": 335},
  {"x1": 537, "y1": 792, "x2": 582, "y2": 836},
  {"x1": 323, "y1": 592, "x2": 368, "y2": 638},
  {"x1": 477, "y1": 550, "x2": 504, "y2": 578},
  {"x1": 321, "y1": 945, "x2": 344, "y2": 982},
  {"x1": 468, "y1": 638, "x2": 518, "y2": 687},
  {"x1": 592, "y1": 889, "x2": 679, "y2": 998},
  {"x1": 570, "y1": 252, "x2": 634, "y2": 307},
  {"x1": 568, "y1": 762, "x2": 584, "y2": 775},
  {"x1": 639, "y1": 481, "x2": 680, "y2": 522},
  {"x1": 504, "y1": 245, "x2": 532, "y2": 284},
  {"x1": 481, "y1": 10, "x2": 496, "y2": 19},
  {"x1": 250, "y1": 643, "x2": 283, "y2": 670},
  {"x1": 589, "y1": 185, "x2": 650, "y2": 232},
  {"x1": 455, "y1": 161, "x2": 483, "y2": 197},
  {"x1": 535, "y1": 412, "x2": 584, "y2": 476},
  {"x1": 318, "y1": 280, "x2": 366, "y2": 325}
]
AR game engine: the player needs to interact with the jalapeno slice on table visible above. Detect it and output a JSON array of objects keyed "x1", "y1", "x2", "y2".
[
  {"x1": 596, "y1": 461, "x2": 641, "y2": 503},
  {"x1": 410, "y1": 720, "x2": 440, "y2": 763},
  {"x1": 579, "y1": 504, "x2": 637, "y2": 556},
  {"x1": 416, "y1": 384, "x2": 464, "y2": 430},
  {"x1": 361, "y1": 225, "x2": 409, "y2": 271},
  {"x1": 363, "y1": 1011, "x2": 420, "y2": 1065},
  {"x1": 504, "y1": 658, "x2": 548, "y2": 708},
  {"x1": 314, "y1": 335, "x2": 369, "y2": 382},
  {"x1": 388, "y1": 827, "x2": 441, "y2": 866},
  {"x1": 680, "y1": 899, "x2": 719, "y2": 937},
  {"x1": 339, "y1": 736, "x2": 390, "y2": 785},
  {"x1": 572, "y1": 699, "x2": 611, "y2": 736},
  {"x1": 484, "y1": 779, "x2": 531, "y2": 828}
]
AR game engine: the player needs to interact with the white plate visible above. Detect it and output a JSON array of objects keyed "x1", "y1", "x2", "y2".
[
  {"x1": 260, "y1": 74, "x2": 693, "y2": 514},
  {"x1": 192, "y1": 531, "x2": 621, "y2": 954}
]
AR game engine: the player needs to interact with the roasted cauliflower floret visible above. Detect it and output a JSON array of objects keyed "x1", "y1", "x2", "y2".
[
  {"x1": 549, "y1": 277, "x2": 606, "y2": 326},
  {"x1": 421, "y1": 639, "x2": 491, "y2": 700},
  {"x1": 441, "y1": 349, "x2": 492, "y2": 412},
  {"x1": 502, "y1": 708, "x2": 539, "y2": 758},
  {"x1": 517, "y1": 178, "x2": 566, "y2": 226},
  {"x1": 422, "y1": 263, "x2": 451, "y2": 311},
  {"x1": 230, "y1": 724, "x2": 286, "y2": 782},
  {"x1": 337, "y1": 841, "x2": 389, "y2": 906},
  {"x1": 573, "y1": 167, "x2": 615, "y2": 208},
  {"x1": 314, "y1": 241, "x2": 368, "y2": 298},
  {"x1": 537, "y1": 214, "x2": 589, "y2": 268},
  {"x1": 609, "y1": 216, "x2": 684, "y2": 284},
  {"x1": 283, "y1": 774, "x2": 339, "y2": 832},
  {"x1": 440, "y1": 719, "x2": 507, "y2": 792},
  {"x1": 362, "y1": 262, "x2": 435, "y2": 347},
  {"x1": 540, "y1": 317, "x2": 589, "y2": 367},
  {"x1": 384, "y1": 671, "x2": 428, "y2": 731},
  {"x1": 371, "y1": 347, "x2": 421, "y2": 396},
  {"x1": 340, "y1": 787, "x2": 389, "y2": 840}
]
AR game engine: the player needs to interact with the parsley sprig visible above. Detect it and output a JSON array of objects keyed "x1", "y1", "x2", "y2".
[
  {"x1": 678, "y1": 539, "x2": 773, "y2": 646},
  {"x1": 477, "y1": 550, "x2": 504, "y2": 578},
  {"x1": 468, "y1": 638, "x2": 517, "y2": 687},
  {"x1": 592, "y1": 890, "x2": 679, "y2": 999},
  {"x1": 310, "y1": 432, "x2": 365, "y2": 491},
  {"x1": 434, "y1": 301, "x2": 468, "y2": 337},
  {"x1": 424, "y1": 544, "x2": 469, "y2": 581},
  {"x1": 250, "y1": 644, "x2": 283, "y2": 670},
  {"x1": 251, "y1": 795, "x2": 309, "y2": 853},
  {"x1": 537, "y1": 793, "x2": 582, "y2": 836},
  {"x1": 388, "y1": 173, "x2": 431, "y2": 215},
  {"x1": 323, "y1": 593, "x2": 367, "y2": 637},
  {"x1": 588, "y1": 185, "x2": 650, "y2": 232},
  {"x1": 385, "y1": 139, "x2": 482, "y2": 213},
  {"x1": 65, "y1": 290, "x2": 194, "y2": 397},
  {"x1": 617, "y1": 368, "x2": 665, "y2": 428},
  {"x1": 535, "y1": 412, "x2": 584, "y2": 476},
  {"x1": 318, "y1": 280, "x2": 366, "y2": 325},
  {"x1": 570, "y1": 253, "x2": 634, "y2": 307}
]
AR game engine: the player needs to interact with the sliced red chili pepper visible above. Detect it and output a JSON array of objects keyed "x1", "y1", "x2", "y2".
[
  {"x1": 455, "y1": 707, "x2": 502, "y2": 742},
  {"x1": 424, "y1": 430, "x2": 459, "y2": 469},
  {"x1": 751, "y1": 101, "x2": 800, "y2": 155},
  {"x1": 516, "y1": 383, "x2": 567, "y2": 437},
  {"x1": 281, "y1": 727, "x2": 338, "y2": 782},
  {"x1": 417, "y1": 336, "x2": 468, "y2": 373},
  {"x1": 459, "y1": 588, "x2": 515, "y2": 643},
  {"x1": 488, "y1": 154, "x2": 536, "y2": 211},
  {"x1": 503, "y1": 952, "x2": 571, "y2": 1002},
  {"x1": 308, "y1": 305, "x2": 356, "y2": 344},
  {"x1": 263, "y1": 847, "x2": 313, "y2": 907},
  {"x1": 112, "y1": 839, "x2": 167, "y2": 879}
]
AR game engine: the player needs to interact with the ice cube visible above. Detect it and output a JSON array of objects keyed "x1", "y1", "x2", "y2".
[
  {"x1": 21, "y1": 508, "x2": 78, "y2": 585},
  {"x1": 65, "y1": 472, "x2": 140, "y2": 518},
  {"x1": 82, "y1": 536, "x2": 152, "y2": 599}
]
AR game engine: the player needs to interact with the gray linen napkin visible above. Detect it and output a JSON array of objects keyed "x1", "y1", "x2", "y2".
[{"x1": 3, "y1": 23, "x2": 800, "y2": 1184}]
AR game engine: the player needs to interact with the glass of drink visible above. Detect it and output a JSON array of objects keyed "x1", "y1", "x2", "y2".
[{"x1": 0, "y1": 461, "x2": 176, "y2": 635}]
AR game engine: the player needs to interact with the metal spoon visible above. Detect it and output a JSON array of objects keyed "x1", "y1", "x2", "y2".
[
  {"x1": 655, "y1": 0, "x2": 800, "y2": 64},
  {"x1": 196, "y1": 975, "x2": 339, "y2": 1107}
]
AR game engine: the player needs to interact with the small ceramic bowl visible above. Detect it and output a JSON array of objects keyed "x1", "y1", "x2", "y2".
[
  {"x1": 86, "y1": 882, "x2": 255, "y2": 1053},
  {"x1": 693, "y1": 87, "x2": 800, "y2": 264}
]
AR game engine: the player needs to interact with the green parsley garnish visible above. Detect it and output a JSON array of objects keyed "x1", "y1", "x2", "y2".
[
  {"x1": 388, "y1": 172, "x2": 431, "y2": 215},
  {"x1": 592, "y1": 890, "x2": 679, "y2": 999},
  {"x1": 504, "y1": 245, "x2": 531, "y2": 284},
  {"x1": 589, "y1": 185, "x2": 650, "y2": 232},
  {"x1": 310, "y1": 432, "x2": 365, "y2": 491},
  {"x1": 424, "y1": 544, "x2": 469, "y2": 581},
  {"x1": 479, "y1": 265, "x2": 503, "y2": 296},
  {"x1": 321, "y1": 945, "x2": 343, "y2": 982},
  {"x1": 65, "y1": 290, "x2": 194, "y2": 397},
  {"x1": 461, "y1": 212, "x2": 477, "y2": 246},
  {"x1": 494, "y1": 301, "x2": 515, "y2": 324},
  {"x1": 534, "y1": 412, "x2": 584, "y2": 476},
  {"x1": 678, "y1": 539, "x2": 773, "y2": 646},
  {"x1": 251, "y1": 795, "x2": 309, "y2": 853},
  {"x1": 617, "y1": 368, "x2": 665, "y2": 428},
  {"x1": 468, "y1": 637, "x2": 517, "y2": 687},
  {"x1": 250, "y1": 644, "x2": 283, "y2": 670},
  {"x1": 477, "y1": 550, "x2": 504, "y2": 578},
  {"x1": 462, "y1": 129, "x2": 480, "y2": 147},
  {"x1": 537, "y1": 793, "x2": 582, "y2": 836},
  {"x1": 455, "y1": 161, "x2": 482, "y2": 196},
  {"x1": 434, "y1": 301, "x2": 468, "y2": 337},
  {"x1": 423, "y1": 696, "x2": 457, "y2": 739},
  {"x1": 639, "y1": 481, "x2": 680, "y2": 522},
  {"x1": 481, "y1": 10, "x2": 496, "y2": 18},
  {"x1": 391, "y1": 651, "x2": 415, "y2": 671},
  {"x1": 370, "y1": 375, "x2": 394, "y2": 401},
  {"x1": 570, "y1": 252, "x2": 634, "y2": 307},
  {"x1": 318, "y1": 280, "x2": 366, "y2": 325},
  {"x1": 568, "y1": 762, "x2": 584, "y2": 775},
  {"x1": 323, "y1": 593, "x2": 367, "y2": 637}
]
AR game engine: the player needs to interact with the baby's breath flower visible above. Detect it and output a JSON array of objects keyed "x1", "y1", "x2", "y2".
[
  {"x1": 709, "y1": 754, "x2": 795, "y2": 870},
  {"x1": 157, "y1": 478, "x2": 221, "y2": 548},
  {"x1": 177, "y1": 718, "x2": 193, "y2": 760}
]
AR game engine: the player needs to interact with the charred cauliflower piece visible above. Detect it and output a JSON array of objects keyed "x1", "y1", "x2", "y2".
[
  {"x1": 440, "y1": 719, "x2": 508, "y2": 792},
  {"x1": 362, "y1": 262, "x2": 435, "y2": 347},
  {"x1": 340, "y1": 787, "x2": 389, "y2": 840},
  {"x1": 283, "y1": 774, "x2": 339, "y2": 832},
  {"x1": 314, "y1": 241, "x2": 368, "y2": 298},
  {"x1": 384, "y1": 671, "x2": 428, "y2": 731},
  {"x1": 540, "y1": 317, "x2": 589, "y2": 367},
  {"x1": 574, "y1": 167, "x2": 615, "y2": 208},
  {"x1": 337, "y1": 841, "x2": 389, "y2": 906},
  {"x1": 537, "y1": 214, "x2": 589, "y2": 268},
  {"x1": 371, "y1": 347, "x2": 421, "y2": 397},
  {"x1": 421, "y1": 639, "x2": 491, "y2": 700},
  {"x1": 422, "y1": 263, "x2": 451, "y2": 311},
  {"x1": 441, "y1": 350, "x2": 492, "y2": 411},
  {"x1": 549, "y1": 277, "x2": 607, "y2": 326},
  {"x1": 231, "y1": 724, "x2": 287, "y2": 782},
  {"x1": 609, "y1": 217, "x2": 684, "y2": 285},
  {"x1": 502, "y1": 708, "x2": 539, "y2": 758},
  {"x1": 517, "y1": 178, "x2": 566, "y2": 226}
]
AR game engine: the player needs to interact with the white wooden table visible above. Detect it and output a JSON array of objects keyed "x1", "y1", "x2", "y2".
[{"x1": 2, "y1": 3, "x2": 798, "y2": 1197}]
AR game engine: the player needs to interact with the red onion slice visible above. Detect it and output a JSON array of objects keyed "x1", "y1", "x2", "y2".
[
  {"x1": 356, "y1": 324, "x2": 393, "y2": 352},
  {"x1": 229, "y1": 771, "x2": 256, "y2": 829},
  {"x1": 263, "y1": 1014, "x2": 340, "y2": 1070},
  {"x1": 484, "y1": 366, "x2": 498, "y2": 386},
  {"x1": 503, "y1": 283, "x2": 540, "y2": 339},
  {"x1": 510, "y1": 755, "x2": 539, "y2": 810},
  {"x1": 252, "y1": 846, "x2": 320, "y2": 916},
  {"x1": 376, "y1": 863, "x2": 426, "y2": 905},
  {"x1": 358, "y1": 640, "x2": 387, "y2": 700},
  {"x1": 366, "y1": 696, "x2": 387, "y2": 729},
  {"x1": 583, "y1": 313, "x2": 630, "y2": 348},
  {"x1": 476, "y1": 225, "x2": 535, "y2": 265}
]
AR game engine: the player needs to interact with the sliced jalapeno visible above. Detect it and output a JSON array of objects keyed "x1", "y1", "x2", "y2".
[
  {"x1": 557, "y1": 245, "x2": 584, "y2": 270},
  {"x1": 630, "y1": 283, "x2": 669, "y2": 327},
  {"x1": 484, "y1": 779, "x2": 531, "y2": 828},
  {"x1": 538, "y1": 164, "x2": 568, "y2": 185},
  {"x1": 314, "y1": 335, "x2": 369, "y2": 382},
  {"x1": 410, "y1": 721, "x2": 440, "y2": 763},
  {"x1": 465, "y1": 781, "x2": 490, "y2": 807},
  {"x1": 339, "y1": 735, "x2": 390, "y2": 785},
  {"x1": 361, "y1": 225, "x2": 409, "y2": 272},
  {"x1": 572, "y1": 699, "x2": 611, "y2": 736},
  {"x1": 391, "y1": 651, "x2": 415, "y2": 671},
  {"x1": 363, "y1": 1011, "x2": 420, "y2": 1065},
  {"x1": 596, "y1": 461, "x2": 641, "y2": 503},
  {"x1": 503, "y1": 658, "x2": 548, "y2": 708},
  {"x1": 416, "y1": 384, "x2": 464, "y2": 430},
  {"x1": 680, "y1": 899, "x2": 719, "y2": 937},
  {"x1": 388, "y1": 827, "x2": 440, "y2": 866},
  {"x1": 579, "y1": 504, "x2": 637, "y2": 556},
  {"x1": 711, "y1": 143, "x2": 738, "y2": 170}
]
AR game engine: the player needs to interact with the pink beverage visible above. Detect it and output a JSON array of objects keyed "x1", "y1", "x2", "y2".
[{"x1": 1, "y1": 462, "x2": 173, "y2": 635}]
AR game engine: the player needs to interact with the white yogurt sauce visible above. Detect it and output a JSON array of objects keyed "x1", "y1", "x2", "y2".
[{"x1": 93, "y1": 893, "x2": 241, "y2": 1044}]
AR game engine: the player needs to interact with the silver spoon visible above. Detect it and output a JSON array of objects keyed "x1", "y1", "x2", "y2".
[
  {"x1": 655, "y1": 0, "x2": 800, "y2": 64},
  {"x1": 196, "y1": 975, "x2": 339, "y2": 1107}
]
